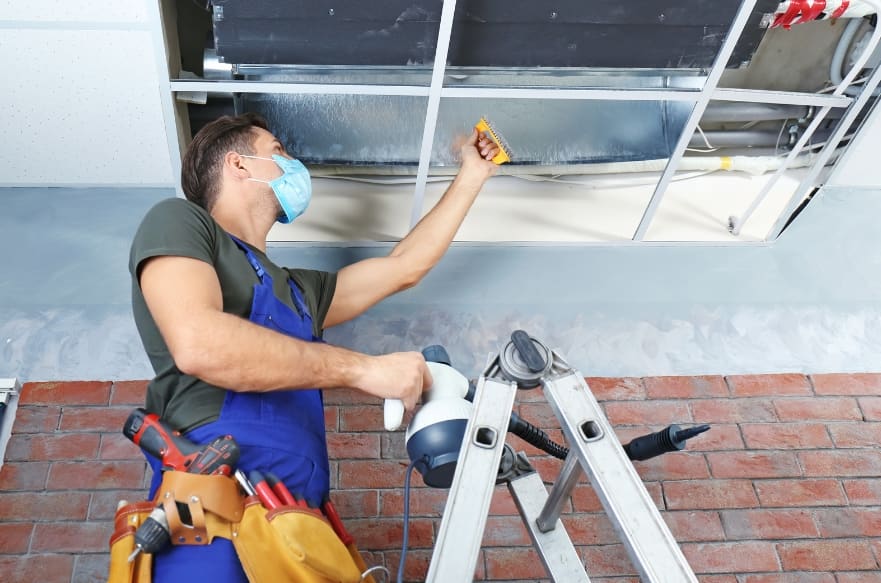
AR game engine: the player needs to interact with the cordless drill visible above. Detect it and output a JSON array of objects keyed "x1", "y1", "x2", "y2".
[{"x1": 122, "y1": 408, "x2": 240, "y2": 561}]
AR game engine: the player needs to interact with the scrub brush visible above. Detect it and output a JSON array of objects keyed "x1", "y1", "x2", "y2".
[{"x1": 475, "y1": 117, "x2": 512, "y2": 165}]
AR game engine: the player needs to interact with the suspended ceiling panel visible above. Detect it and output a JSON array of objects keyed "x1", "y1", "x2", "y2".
[
  {"x1": 0, "y1": 2, "x2": 176, "y2": 187},
  {"x1": 0, "y1": 0, "x2": 149, "y2": 22}
]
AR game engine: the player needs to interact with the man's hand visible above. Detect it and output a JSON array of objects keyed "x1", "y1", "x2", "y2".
[
  {"x1": 460, "y1": 128, "x2": 501, "y2": 180},
  {"x1": 356, "y1": 352, "x2": 433, "y2": 411}
]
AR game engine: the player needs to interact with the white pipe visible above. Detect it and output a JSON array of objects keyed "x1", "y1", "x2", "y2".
[
  {"x1": 312, "y1": 153, "x2": 831, "y2": 184},
  {"x1": 830, "y1": 17, "x2": 881, "y2": 96}
]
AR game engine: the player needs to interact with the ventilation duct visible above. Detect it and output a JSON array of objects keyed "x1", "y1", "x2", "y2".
[{"x1": 197, "y1": 1, "x2": 781, "y2": 168}]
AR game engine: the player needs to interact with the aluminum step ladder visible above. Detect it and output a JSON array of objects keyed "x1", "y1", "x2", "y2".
[{"x1": 425, "y1": 332, "x2": 699, "y2": 583}]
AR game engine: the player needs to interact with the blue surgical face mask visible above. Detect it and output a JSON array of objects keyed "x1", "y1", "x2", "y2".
[{"x1": 241, "y1": 154, "x2": 312, "y2": 224}]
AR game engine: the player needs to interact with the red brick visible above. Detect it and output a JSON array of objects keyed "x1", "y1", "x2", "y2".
[
  {"x1": 776, "y1": 397, "x2": 862, "y2": 421},
  {"x1": 20, "y1": 381, "x2": 111, "y2": 405},
  {"x1": 800, "y1": 450, "x2": 881, "y2": 477},
  {"x1": 812, "y1": 373, "x2": 881, "y2": 395},
  {"x1": 0, "y1": 461, "x2": 48, "y2": 490},
  {"x1": 604, "y1": 401, "x2": 692, "y2": 425},
  {"x1": 11, "y1": 406, "x2": 60, "y2": 433},
  {"x1": 488, "y1": 487, "x2": 520, "y2": 515},
  {"x1": 518, "y1": 401, "x2": 559, "y2": 429},
  {"x1": 0, "y1": 555, "x2": 74, "y2": 583},
  {"x1": 665, "y1": 480, "x2": 758, "y2": 510},
  {"x1": 662, "y1": 510, "x2": 725, "y2": 542},
  {"x1": 381, "y1": 487, "x2": 448, "y2": 518},
  {"x1": 682, "y1": 541, "x2": 779, "y2": 573},
  {"x1": 727, "y1": 374, "x2": 811, "y2": 397},
  {"x1": 699, "y1": 577, "x2": 738, "y2": 583},
  {"x1": 755, "y1": 479, "x2": 847, "y2": 507},
  {"x1": 692, "y1": 399, "x2": 777, "y2": 423},
  {"x1": 720, "y1": 509, "x2": 818, "y2": 539},
  {"x1": 59, "y1": 406, "x2": 132, "y2": 432},
  {"x1": 98, "y1": 432, "x2": 142, "y2": 460},
  {"x1": 324, "y1": 405, "x2": 338, "y2": 431},
  {"x1": 861, "y1": 397, "x2": 881, "y2": 421},
  {"x1": 382, "y1": 549, "x2": 436, "y2": 583},
  {"x1": 0, "y1": 491, "x2": 90, "y2": 521},
  {"x1": 706, "y1": 451, "x2": 801, "y2": 479},
  {"x1": 581, "y1": 544, "x2": 637, "y2": 577},
  {"x1": 837, "y1": 574, "x2": 881, "y2": 583},
  {"x1": 109, "y1": 380, "x2": 147, "y2": 405},
  {"x1": 345, "y1": 518, "x2": 433, "y2": 550},
  {"x1": 485, "y1": 547, "x2": 553, "y2": 580},
  {"x1": 530, "y1": 456, "x2": 565, "y2": 483},
  {"x1": 32, "y1": 521, "x2": 110, "y2": 552},
  {"x1": 0, "y1": 522, "x2": 33, "y2": 553},
  {"x1": 740, "y1": 423, "x2": 832, "y2": 449},
  {"x1": 563, "y1": 513, "x2": 619, "y2": 546},
  {"x1": 644, "y1": 376, "x2": 728, "y2": 399},
  {"x1": 380, "y1": 433, "x2": 409, "y2": 460},
  {"x1": 338, "y1": 460, "x2": 407, "y2": 489},
  {"x1": 47, "y1": 460, "x2": 146, "y2": 490},
  {"x1": 339, "y1": 406, "x2": 384, "y2": 432},
  {"x1": 829, "y1": 422, "x2": 881, "y2": 448},
  {"x1": 844, "y1": 479, "x2": 881, "y2": 505},
  {"x1": 6, "y1": 433, "x2": 100, "y2": 461},
  {"x1": 812, "y1": 507, "x2": 881, "y2": 537},
  {"x1": 777, "y1": 540, "x2": 877, "y2": 570},
  {"x1": 72, "y1": 554, "x2": 110, "y2": 583},
  {"x1": 682, "y1": 424, "x2": 744, "y2": 451},
  {"x1": 742, "y1": 574, "x2": 835, "y2": 583},
  {"x1": 323, "y1": 388, "x2": 380, "y2": 405},
  {"x1": 635, "y1": 452, "x2": 710, "y2": 481},
  {"x1": 571, "y1": 484, "x2": 603, "y2": 512},
  {"x1": 88, "y1": 490, "x2": 150, "y2": 520},
  {"x1": 482, "y1": 515, "x2": 532, "y2": 546},
  {"x1": 326, "y1": 432, "x2": 381, "y2": 459},
  {"x1": 327, "y1": 490, "x2": 380, "y2": 520},
  {"x1": 585, "y1": 377, "x2": 645, "y2": 401}
]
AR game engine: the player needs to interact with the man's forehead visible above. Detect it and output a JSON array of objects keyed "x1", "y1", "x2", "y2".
[{"x1": 252, "y1": 127, "x2": 276, "y2": 143}]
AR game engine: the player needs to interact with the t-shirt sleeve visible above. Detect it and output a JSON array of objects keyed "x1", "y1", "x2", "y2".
[
  {"x1": 129, "y1": 198, "x2": 217, "y2": 280},
  {"x1": 286, "y1": 268, "x2": 337, "y2": 336}
]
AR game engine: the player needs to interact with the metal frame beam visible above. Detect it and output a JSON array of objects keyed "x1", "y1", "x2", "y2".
[{"x1": 631, "y1": 0, "x2": 759, "y2": 241}]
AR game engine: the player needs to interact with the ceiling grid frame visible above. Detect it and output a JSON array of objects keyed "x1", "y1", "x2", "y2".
[{"x1": 162, "y1": 0, "x2": 881, "y2": 243}]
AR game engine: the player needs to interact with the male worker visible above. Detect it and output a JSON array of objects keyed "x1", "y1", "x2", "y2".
[{"x1": 128, "y1": 112, "x2": 499, "y2": 580}]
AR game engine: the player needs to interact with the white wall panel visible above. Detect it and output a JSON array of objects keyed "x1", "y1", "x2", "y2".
[
  {"x1": 0, "y1": 0, "x2": 148, "y2": 23},
  {"x1": 0, "y1": 29, "x2": 174, "y2": 185},
  {"x1": 828, "y1": 100, "x2": 881, "y2": 188}
]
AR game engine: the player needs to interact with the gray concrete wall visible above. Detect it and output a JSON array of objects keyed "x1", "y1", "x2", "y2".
[{"x1": 1, "y1": 186, "x2": 879, "y2": 382}]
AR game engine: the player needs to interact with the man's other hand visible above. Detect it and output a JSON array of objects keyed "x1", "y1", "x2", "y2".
[{"x1": 460, "y1": 128, "x2": 500, "y2": 180}]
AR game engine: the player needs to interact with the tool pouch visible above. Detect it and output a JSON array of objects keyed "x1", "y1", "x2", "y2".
[
  {"x1": 108, "y1": 471, "x2": 373, "y2": 583},
  {"x1": 107, "y1": 501, "x2": 155, "y2": 583},
  {"x1": 231, "y1": 498, "x2": 366, "y2": 583}
]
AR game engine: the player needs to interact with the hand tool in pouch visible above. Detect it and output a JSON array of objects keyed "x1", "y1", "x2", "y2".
[{"x1": 122, "y1": 407, "x2": 241, "y2": 561}]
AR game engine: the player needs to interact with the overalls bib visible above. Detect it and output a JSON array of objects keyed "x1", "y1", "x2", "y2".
[{"x1": 145, "y1": 235, "x2": 329, "y2": 582}]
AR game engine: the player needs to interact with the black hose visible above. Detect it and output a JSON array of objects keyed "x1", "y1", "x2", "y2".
[{"x1": 508, "y1": 412, "x2": 569, "y2": 460}]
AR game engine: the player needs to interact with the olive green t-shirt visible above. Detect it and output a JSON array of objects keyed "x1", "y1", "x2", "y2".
[{"x1": 129, "y1": 198, "x2": 337, "y2": 432}]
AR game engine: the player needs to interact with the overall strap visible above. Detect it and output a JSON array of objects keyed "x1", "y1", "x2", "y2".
[{"x1": 227, "y1": 234, "x2": 268, "y2": 282}]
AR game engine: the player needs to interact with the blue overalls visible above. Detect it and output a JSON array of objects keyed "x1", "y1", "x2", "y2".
[{"x1": 145, "y1": 235, "x2": 329, "y2": 582}]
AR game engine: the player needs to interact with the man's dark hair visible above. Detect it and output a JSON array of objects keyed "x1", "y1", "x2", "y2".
[{"x1": 181, "y1": 112, "x2": 270, "y2": 210}]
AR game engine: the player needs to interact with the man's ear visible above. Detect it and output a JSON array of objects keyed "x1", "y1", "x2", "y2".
[{"x1": 223, "y1": 151, "x2": 250, "y2": 180}]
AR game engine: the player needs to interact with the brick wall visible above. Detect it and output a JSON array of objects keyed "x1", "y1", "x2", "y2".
[{"x1": 1, "y1": 374, "x2": 880, "y2": 582}]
